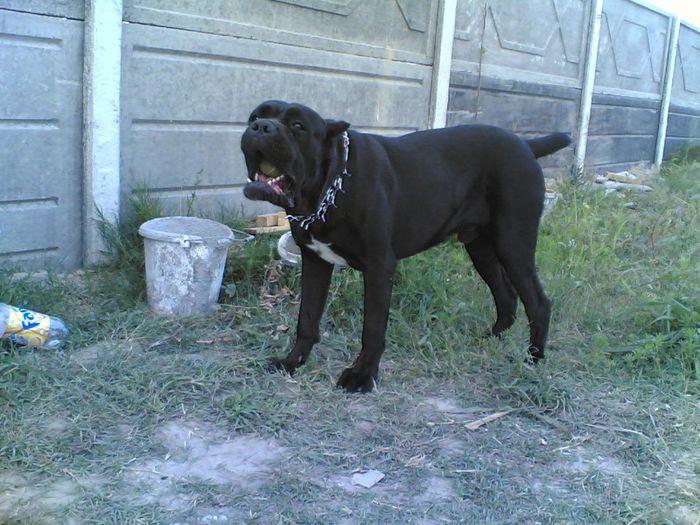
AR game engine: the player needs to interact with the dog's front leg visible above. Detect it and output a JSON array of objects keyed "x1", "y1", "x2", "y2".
[
  {"x1": 337, "y1": 264, "x2": 396, "y2": 393},
  {"x1": 267, "y1": 248, "x2": 333, "y2": 375}
]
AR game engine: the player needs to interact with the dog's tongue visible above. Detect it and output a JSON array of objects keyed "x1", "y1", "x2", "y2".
[
  {"x1": 256, "y1": 173, "x2": 284, "y2": 195},
  {"x1": 243, "y1": 181, "x2": 293, "y2": 208}
]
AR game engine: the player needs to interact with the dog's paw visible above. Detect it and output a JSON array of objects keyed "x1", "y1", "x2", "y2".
[
  {"x1": 525, "y1": 347, "x2": 545, "y2": 365},
  {"x1": 336, "y1": 367, "x2": 376, "y2": 393},
  {"x1": 266, "y1": 357, "x2": 298, "y2": 376}
]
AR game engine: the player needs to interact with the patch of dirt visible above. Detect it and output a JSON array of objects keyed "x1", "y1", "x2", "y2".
[
  {"x1": 416, "y1": 476, "x2": 456, "y2": 502},
  {"x1": 328, "y1": 474, "x2": 364, "y2": 494},
  {"x1": 69, "y1": 340, "x2": 142, "y2": 366},
  {"x1": 671, "y1": 505, "x2": 700, "y2": 525},
  {"x1": 418, "y1": 395, "x2": 500, "y2": 424},
  {"x1": 421, "y1": 396, "x2": 464, "y2": 413},
  {"x1": 527, "y1": 444, "x2": 628, "y2": 499},
  {"x1": 671, "y1": 452, "x2": 700, "y2": 492},
  {"x1": 436, "y1": 435, "x2": 468, "y2": 458},
  {"x1": 37, "y1": 414, "x2": 72, "y2": 435},
  {"x1": 125, "y1": 419, "x2": 287, "y2": 511},
  {"x1": 0, "y1": 471, "x2": 103, "y2": 524},
  {"x1": 559, "y1": 446, "x2": 625, "y2": 476},
  {"x1": 665, "y1": 451, "x2": 700, "y2": 523},
  {"x1": 176, "y1": 349, "x2": 239, "y2": 363}
]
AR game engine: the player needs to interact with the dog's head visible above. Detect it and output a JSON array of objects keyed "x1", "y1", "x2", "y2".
[{"x1": 241, "y1": 100, "x2": 350, "y2": 211}]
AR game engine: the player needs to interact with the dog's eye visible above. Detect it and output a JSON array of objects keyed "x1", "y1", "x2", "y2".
[
  {"x1": 291, "y1": 121, "x2": 305, "y2": 131},
  {"x1": 249, "y1": 114, "x2": 258, "y2": 123}
]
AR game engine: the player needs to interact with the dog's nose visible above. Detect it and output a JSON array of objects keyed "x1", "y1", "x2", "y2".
[{"x1": 249, "y1": 118, "x2": 276, "y2": 135}]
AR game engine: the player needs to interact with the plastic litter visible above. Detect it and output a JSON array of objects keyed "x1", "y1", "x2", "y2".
[
  {"x1": 0, "y1": 303, "x2": 68, "y2": 349},
  {"x1": 351, "y1": 469, "x2": 385, "y2": 488}
]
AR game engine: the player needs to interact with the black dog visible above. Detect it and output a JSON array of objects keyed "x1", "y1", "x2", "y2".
[{"x1": 241, "y1": 100, "x2": 570, "y2": 393}]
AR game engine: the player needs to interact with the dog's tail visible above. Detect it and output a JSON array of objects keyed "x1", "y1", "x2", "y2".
[{"x1": 527, "y1": 133, "x2": 572, "y2": 158}]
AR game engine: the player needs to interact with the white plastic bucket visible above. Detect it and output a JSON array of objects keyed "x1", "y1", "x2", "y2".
[
  {"x1": 138, "y1": 217, "x2": 246, "y2": 316},
  {"x1": 277, "y1": 232, "x2": 301, "y2": 266}
]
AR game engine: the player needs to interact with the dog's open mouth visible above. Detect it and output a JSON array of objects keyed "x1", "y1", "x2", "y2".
[
  {"x1": 244, "y1": 160, "x2": 295, "y2": 208},
  {"x1": 255, "y1": 161, "x2": 286, "y2": 195}
]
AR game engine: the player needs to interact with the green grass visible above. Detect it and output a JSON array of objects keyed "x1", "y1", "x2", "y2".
[{"x1": 1, "y1": 161, "x2": 699, "y2": 524}]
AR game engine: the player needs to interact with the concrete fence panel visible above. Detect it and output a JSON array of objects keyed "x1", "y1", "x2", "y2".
[
  {"x1": 665, "y1": 22, "x2": 700, "y2": 157},
  {"x1": 0, "y1": 7, "x2": 84, "y2": 271},
  {"x1": 447, "y1": 0, "x2": 586, "y2": 174},
  {"x1": 586, "y1": 0, "x2": 671, "y2": 169},
  {"x1": 120, "y1": 0, "x2": 439, "y2": 219}
]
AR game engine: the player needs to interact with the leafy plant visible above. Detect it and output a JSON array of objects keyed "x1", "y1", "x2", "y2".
[{"x1": 95, "y1": 188, "x2": 163, "y2": 301}]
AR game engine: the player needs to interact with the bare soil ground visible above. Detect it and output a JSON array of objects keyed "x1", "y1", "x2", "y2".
[{"x1": 1, "y1": 331, "x2": 698, "y2": 524}]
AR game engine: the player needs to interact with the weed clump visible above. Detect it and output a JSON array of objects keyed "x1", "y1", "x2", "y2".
[
  {"x1": 538, "y1": 159, "x2": 700, "y2": 383},
  {"x1": 95, "y1": 189, "x2": 163, "y2": 303}
]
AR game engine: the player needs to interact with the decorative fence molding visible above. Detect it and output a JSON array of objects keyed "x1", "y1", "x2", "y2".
[{"x1": 447, "y1": 0, "x2": 700, "y2": 174}]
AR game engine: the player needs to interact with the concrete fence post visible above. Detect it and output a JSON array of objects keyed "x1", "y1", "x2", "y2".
[
  {"x1": 654, "y1": 16, "x2": 681, "y2": 166},
  {"x1": 575, "y1": 0, "x2": 604, "y2": 174},
  {"x1": 83, "y1": 0, "x2": 123, "y2": 265},
  {"x1": 429, "y1": 0, "x2": 458, "y2": 129}
]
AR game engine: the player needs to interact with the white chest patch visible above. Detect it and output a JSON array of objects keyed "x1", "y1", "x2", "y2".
[{"x1": 306, "y1": 236, "x2": 348, "y2": 266}]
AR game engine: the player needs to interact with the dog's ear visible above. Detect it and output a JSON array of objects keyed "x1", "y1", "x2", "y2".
[{"x1": 325, "y1": 119, "x2": 350, "y2": 138}]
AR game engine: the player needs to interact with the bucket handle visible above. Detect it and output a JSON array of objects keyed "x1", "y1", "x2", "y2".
[
  {"x1": 168, "y1": 230, "x2": 253, "y2": 248},
  {"x1": 220, "y1": 229, "x2": 254, "y2": 248}
]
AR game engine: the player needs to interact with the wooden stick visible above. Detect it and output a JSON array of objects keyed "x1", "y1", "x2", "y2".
[{"x1": 464, "y1": 410, "x2": 512, "y2": 430}]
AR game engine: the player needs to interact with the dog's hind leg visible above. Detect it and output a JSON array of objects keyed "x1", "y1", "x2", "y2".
[
  {"x1": 494, "y1": 227, "x2": 551, "y2": 362},
  {"x1": 463, "y1": 235, "x2": 518, "y2": 337}
]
